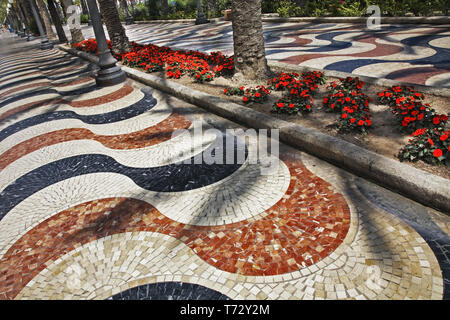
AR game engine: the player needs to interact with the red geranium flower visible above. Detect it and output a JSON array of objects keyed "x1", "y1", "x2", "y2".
[{"x1": 433, "y1": 149, "x2": 443, "y2": 158}]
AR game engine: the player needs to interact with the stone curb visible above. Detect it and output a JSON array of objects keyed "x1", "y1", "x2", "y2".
[
  {"x1": 127, "y1": 16, "x2": 450, "y2": 25},
  {"x1": 59, "y1": 45, "x2": 450, "y2": 213},
  {"x1": 268, "y1": 61, "x2": 450, "y2": 98}
]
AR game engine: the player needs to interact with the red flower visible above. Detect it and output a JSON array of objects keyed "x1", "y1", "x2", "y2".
[
  {"x1": 350, "y1": 118, "x2": 356, "y2": 124},
  {"x1": 433, "y1": 117, "x2": 440, "y2": 125},
  {"x1": 277, "y1": 102, "x2": 284, "y2": 108},
  {"x1": 433, "y1": 149, "x2": 443, "y2": 158},
  {"x1": 289, "y1": 103, "x2": 294, "y2": 108},
  {"x1": 440, "y1": 134, "x2": 448, "y2": 141},
  {"x1": 358, "y1": 120, "x2": 364, "y2": 126},
  {"x1": 255, "y1": 92, "x2": 261, "y2": 98},
  {"x1": 342, "y1": 113, "x2": 348, "y2": 119},
  {"x1": 427, "y1": 138, "x2": 434, "y2": 146},
  {"x1": 306, "y1": 105, "x2": 311, "y2": 109},
  {"x1": 223, "y1": 88, "x2": 227, "y2": 94},
  {"x1": 243, "y1": 96, "x2": 248, "y2": 102}
]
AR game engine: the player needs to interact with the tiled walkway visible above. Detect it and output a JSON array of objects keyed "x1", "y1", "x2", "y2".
[
  {"x1": 0, "y1": 34, "x2": 449, "y2": 300},
  {"x1": 76, "y1": 21, "x2": 450, "y2": 88}
]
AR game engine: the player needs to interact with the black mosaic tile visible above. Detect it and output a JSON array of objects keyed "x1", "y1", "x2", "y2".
[
  {"x1": 108, "y1": 282, "x2": 230, "y2": 300},
  {"x1": 0, "y1": 64, "x2": 95, "y2": 92},
  {"x1": 0, "y1": 84, "x2": 98, "y2": 108},
  {"x1": 0, "y1": 133, "x2": 246, "y2": 219},
  {"x1": 0, "y1": 88, "x2": 156, "y2": 142}
]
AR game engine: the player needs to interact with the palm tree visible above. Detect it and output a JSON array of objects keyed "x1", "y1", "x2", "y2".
[
  {"x1": 97, "y1": 0, "x2": 130, "y2": 53},
  {"x1": 231, "y1": 0, "x2": 269, "y2": 80},
  {"x1": 47, "y1": 0, "x2": 67, "y2": 42},
  {"x1": 61, "y1": 0, "x2": 84, "y2": 42},
  {"x1": 35, "y1": 0, "x2": 57, "y2": 40}
]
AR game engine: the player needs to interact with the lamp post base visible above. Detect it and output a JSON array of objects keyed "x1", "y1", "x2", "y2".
[
  {"x1": 125, "y1": 17, "x2": 134, "y2": 25},
  {"x1": 40, "y1": 41, "x2": 54, "y2": 50},
  {"x1": 195, "y1": 17, "x2": 210, "y2": 25},
  {"x1": 95, "y1": 66, "x2": 127, "y2": 87}
]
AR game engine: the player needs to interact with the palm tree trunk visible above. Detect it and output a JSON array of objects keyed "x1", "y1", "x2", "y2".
[
  {"x1": 231, "y1": 0, "x2": 269, "y2": 80},
  {"x1": 18, "y1": 1, "x2": 31, "y2": 26},
  {"x1": 21, "y1": 0, "x2": 36, "y2": 27},
  {"x1": 35, "y1": 0, "x2": 58, "y2": 40},
  {"x1": 97, "y1": 0, "x2": 131, "y2": 53},
  {"x1": 47, "y1": 0, "x2": 68, "y2": 42},
  {"x1": 61, "y1": 0, "x2": 85, "y2": 43}
]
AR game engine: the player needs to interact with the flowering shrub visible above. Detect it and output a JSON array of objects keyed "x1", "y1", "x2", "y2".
[
  {"x1": 242, "y1": 86, "x2": 271, "y2": 104},
  {"x1": 392, "y1": 101, "x2": 448, "y2": 133},
  {"x1": 322, "y1": 77, "x2": 372, "y2": 133},
  {"x1": 267, "y1": 72, "x2": 299, "y2": 91},
  {"x1": 72, "y1": 38, "x2": 112, "y2": 54},
  {"x1": 323, "y1": 90, "x2": 370, "y2": 113},
  {"x1": 377, "y1": 86, "x2": 448, "y2": 134},
  {"x1": 223, "y1": 85, "x2": 270, "y2": 103},
  {"x1": 377, "y1": 86, "x2": 425, "y2": 107},
  {"x1": 328, "y1": 76, "x2": 364, "y2": 93},
  {"x1": 338, "y1": 104, "x2": 372, "y2": 133},
  {"x1": 398, "y1": 128, "x2": 449, "y2": 164},
  {"x1": 193, "y1": 70, "x2": 214, "y2": 83},
  {"x1": 223, "y1": 86, "x2": 245, "y2": 96},
  {"x1": 301, "y1": 70, "x2": 327, "y2": 85},
  {"x1": 286, "y1": 79, "x2": 319, "y2": 98},
  {"x1": 272, "y1": 96, "x2": 313, "y2": 114}
]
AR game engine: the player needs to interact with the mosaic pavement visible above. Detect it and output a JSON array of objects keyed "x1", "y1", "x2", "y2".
[
  {"x1": 76, "y1": 21, "x2": 450, "y2": 88},
  {"x1": 0, "y1": 35, "x2": 449, "y2": 300}
]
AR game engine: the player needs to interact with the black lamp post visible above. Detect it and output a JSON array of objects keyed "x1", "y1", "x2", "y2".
[
  {"x1": 82, "y1": 0, "x2": 92, "y2": 26},
  {"x1": 195, "y1": 0, "x2": 209, "y2": 25},
  {"x1": 27, "y1": 0, "x2": 53, "y2": 49},
  {"x1": 18, "y1": 2, "x2": 34, "y2": 41},
  {"x1": 86, "y1": 0, "x2": 126, "y2": 86},
  {"x1": 121, "y1": 0, "x2": 134, "y2": 25},
  {"x1": 11, "y1": 1, "x2": 26, "y2": 38}
]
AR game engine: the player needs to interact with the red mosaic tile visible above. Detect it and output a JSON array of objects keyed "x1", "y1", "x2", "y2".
[
  {"x1": 0, "y1": 112, "x2": 191, "y2": 170},
  {"x1": 0, "y1": 154, "x2": 351, "y2": 299}
]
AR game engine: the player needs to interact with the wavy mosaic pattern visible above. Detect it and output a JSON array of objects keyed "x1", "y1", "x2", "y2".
[
  {"x1": 89, "y1": 22, "x2": 450, "y2": 87},
  {"x1": 0, "y1": 36, "x2": 448, "y2": 300}
]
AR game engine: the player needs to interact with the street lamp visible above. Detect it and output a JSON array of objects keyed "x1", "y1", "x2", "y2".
[
  {"x1": 122, "y1": 0, "x2": 134, "y2": 25},
  {"x1": 195, "y1": 0, "x2": 209, "y2": 25},
  {"x1": 86, "y1": 0, "x2": 126, "y2": 86},
  {"x1": 9, "y1": 0, "x2": 25, "y2": 37},
  {"x1": 27, "y1": 0, "x2": 53, "y2": 49}
]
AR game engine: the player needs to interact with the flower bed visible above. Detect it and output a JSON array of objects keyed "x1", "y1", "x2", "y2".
[
  {"x1": 71, "y1": 39, "x2": 450, "y2": 174},
  {"x1": 378, "y1": 85, "x2": 449, "y2": 164},
  {"x1": 73, "y1": 39, "x2": 234, "y2": 84}
]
